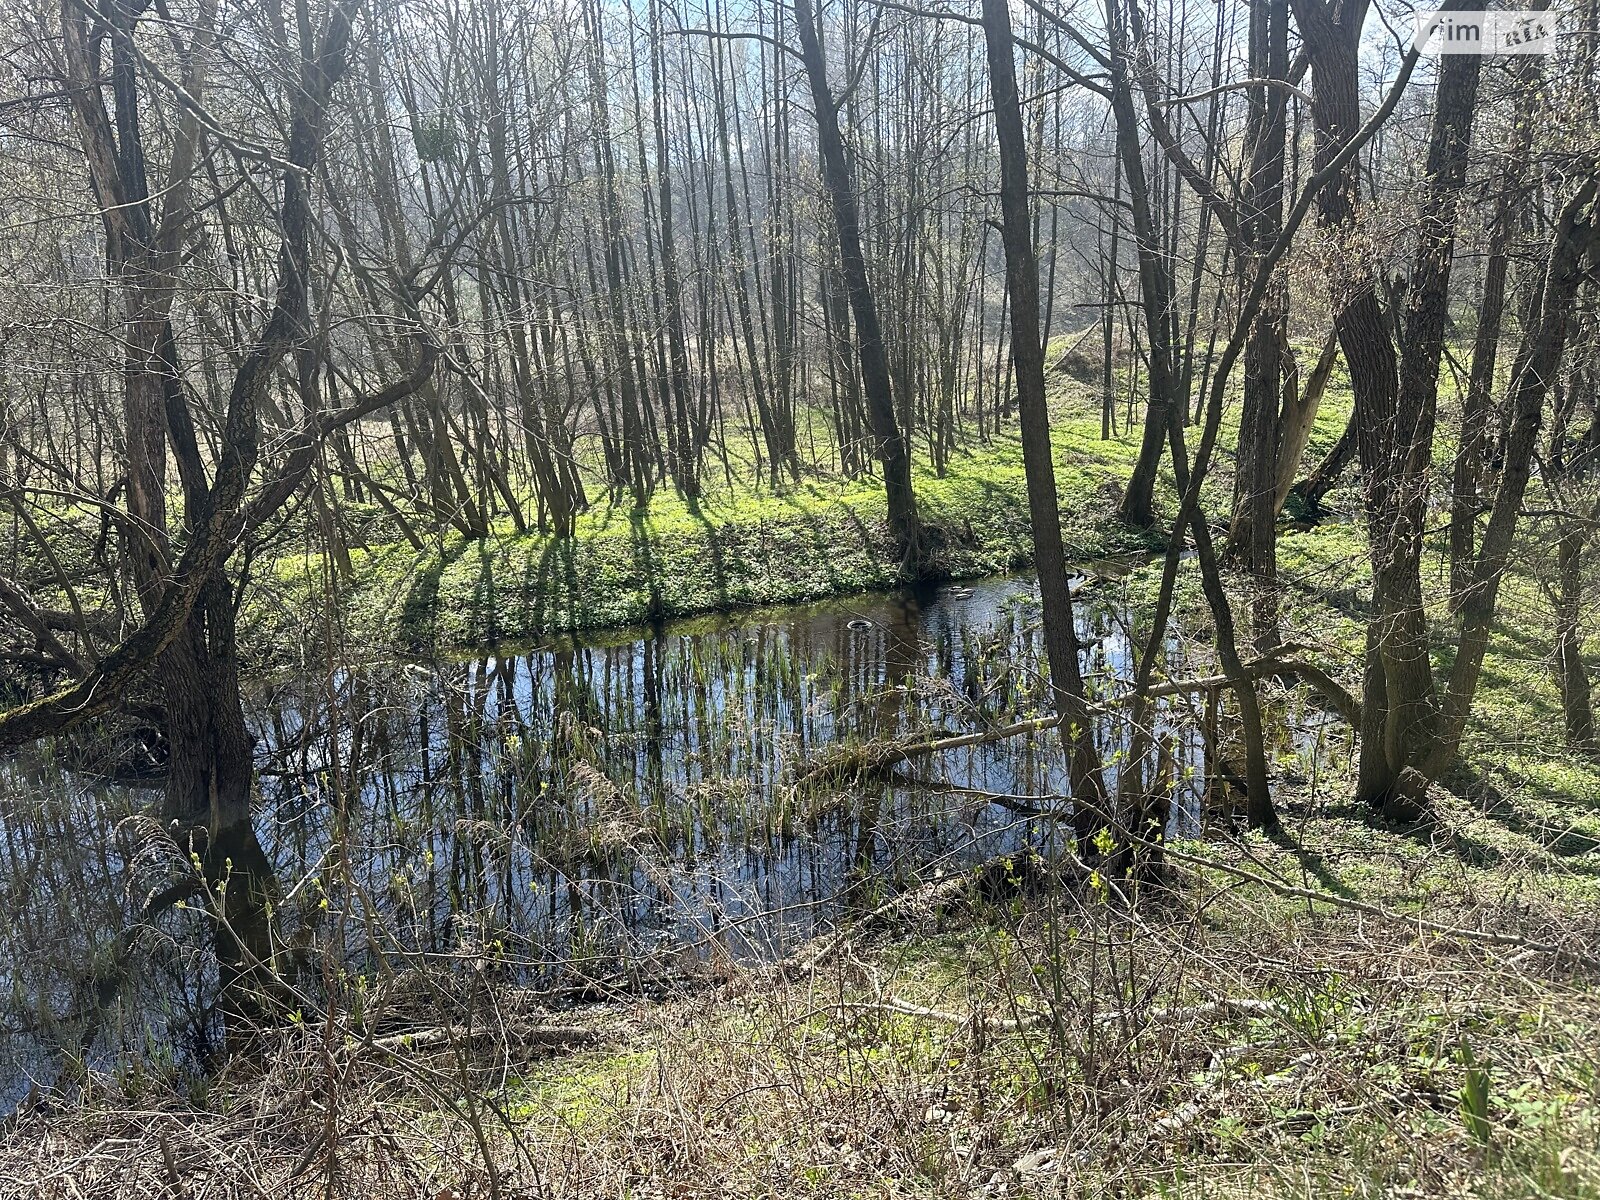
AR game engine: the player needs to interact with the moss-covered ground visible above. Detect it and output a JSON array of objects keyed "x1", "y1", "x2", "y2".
[{"x1": 248, "y1": 375, "x2": 1169, "y2": 654}]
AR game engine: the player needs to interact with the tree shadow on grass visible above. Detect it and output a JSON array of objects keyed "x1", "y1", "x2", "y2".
[
  {"x1": 1262, "y1": 823, "x2": 1361, "y2": 899},
  {"x1": 1309, "y1": 793, "x2": 1515, "y2": 872},
  {"x1": 505, "y1": 509, "x2": 692, "y2": 642},
  {"x1": 515, "y1": 532, "x2": 592, "y2": 639},
  {"x1": 1445, "y1": 758, "x2": 1600, "y2": 859},
  {"x1": 398, "y1": 539, "x2": 471, "y2": 651},
  {"x1": 463, "y1": 543, "x2": 503, "y2": 641},
  {"x1": 629, "y1": 509, "x2": 669, "y2": 623},
  {"x1": 683, "y1": 494, "x2": 884, "y2": 610},
  {"x1": 681, "y1": 505, "x2": 733, "y2": 613},
  {"x1": 1321, "y1": 775, "x2": 1600, "y2": 879},
  {"x1": 795, "y1": 505, "x2": 889, "y2": 596}
]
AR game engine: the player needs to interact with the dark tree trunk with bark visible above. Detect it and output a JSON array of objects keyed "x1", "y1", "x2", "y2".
[
  {"x1": 981, "y1": 0, "x2": 1110, "y2": 841},
  {"x1": 793, "y1": 0, "x2": 921, "y2": 566},
  {"x1": 1227, "y1": 0, "x2": 1290, "y2": 648},
  {"x1": 1298, "y1": 0, "x2": 1482, "y2": 816},
  {"x1": 1555, "y1": 514, "x2": 1598, "y2": 749},
  {"x1": 1109, "y1": 0, "x2": 1180, "y2": 532}
]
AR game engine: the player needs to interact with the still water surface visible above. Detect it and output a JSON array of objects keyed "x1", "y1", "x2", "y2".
[{"x1": 0, "y1": 568, "x2": 1255, "y2": 1097}]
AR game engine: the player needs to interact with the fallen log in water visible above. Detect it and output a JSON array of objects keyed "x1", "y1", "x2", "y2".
[{"x1": 790, "y1": 648, "x2": 1360, "y2": 787}]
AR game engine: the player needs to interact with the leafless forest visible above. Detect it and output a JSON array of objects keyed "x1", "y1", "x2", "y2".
[{"x1": 0, "y1": 0, "x2": 1598, "y2": 1194}]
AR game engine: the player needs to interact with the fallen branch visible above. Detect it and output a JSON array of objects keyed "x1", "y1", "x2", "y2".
[
  {"x1": 895, "y1": 777, "x2": 1068, "y2": 815},
  {"x1": 792, "y1": 648, "x2": 1359, "y2": 786},
  {"x1": 777, "y1": 850, "x2": 1075, "y2": 976},
  {"x1": 1152, "y1": 837, "x2": 1600, "y2": 970},
  {"x1": 369, "y1": 1022, "x2": 599, "y2": 1055},
  {"x1": 829, "y1": 994, "x2": 1285, "y2": 1034}
]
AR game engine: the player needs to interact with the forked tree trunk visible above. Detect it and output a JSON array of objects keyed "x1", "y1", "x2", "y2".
[
  {"x1": 1361, "y1": 46, "x2": 1483, "y2": 814},
  {"x1": 37, "y1": 0, "x2": 372, "y2": 1036},
  {"x1": 1273, "y1": 331, "x2": 1340, "y2": 513},
  {"x1": 1297, "y1": 0, "x2": 1483, "y2": 817}
]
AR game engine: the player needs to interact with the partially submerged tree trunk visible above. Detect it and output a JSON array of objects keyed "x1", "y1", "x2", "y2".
[{"x1": 6, "y1": 0, "x2": 438, "y2": 1036}]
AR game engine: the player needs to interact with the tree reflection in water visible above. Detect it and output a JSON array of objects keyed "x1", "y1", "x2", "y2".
[{"x1": 0, "y1": 570, "x2": 1280, "y2": 1099}]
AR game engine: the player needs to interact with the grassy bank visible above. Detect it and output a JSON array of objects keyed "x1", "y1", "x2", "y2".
[{"x1": 252, "y1": 390, "x2": 1157, "y2": 654}]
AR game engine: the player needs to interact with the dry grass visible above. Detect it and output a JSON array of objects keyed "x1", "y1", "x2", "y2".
[{"x1": 7, "y1": 794, "x2": 1600, "y2": 1200}]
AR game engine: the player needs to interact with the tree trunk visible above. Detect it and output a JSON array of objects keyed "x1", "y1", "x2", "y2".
[
  {"x1": 1297, "y1": 0, "x2": 1480, "y2": 816},
  {"x1": 793, "y1": 0, "x2": 920, "y2": 566},
  {"x1": 1555, "y1": 513, "x2": 1597, "y2": 749},
  {"x1": 1108, "y1": 0, "x2": 1179, "y2": 532},
  {"x1": 1227, "y1": 0, "x2": 1290, "y2": 648},
  {"x1": 1430, "y1": 184, "x2": 1600, "y2": 777},
  {"x1": 980, "y1": 0, "x2": 1110, "y2": 841},
  {"x1": 1360, "y1": 46, "x2": 1482, "y2": 814},
  {"x1": 1273, "y1": 331, "x2": 1340, "y2": 513},
  {"x1": 1449, "y1": 54, "x2": 1538, "y2": 607},
  {"x1": 1290, "y1": 405, "x2": 1356, "y2": 512}
]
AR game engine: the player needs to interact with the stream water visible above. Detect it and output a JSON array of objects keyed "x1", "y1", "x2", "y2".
[{"x1": 0, "y1": 566, "x2": 1307, "y2": 1099}]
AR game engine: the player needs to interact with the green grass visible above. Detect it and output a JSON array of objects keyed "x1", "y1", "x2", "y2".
[
  {"x1": 13, "y1": 346, "x2": 1600, "y2": 1199},
  {"x1": 251, "y1": 383, "x2": 1153, "y2": 653}
]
